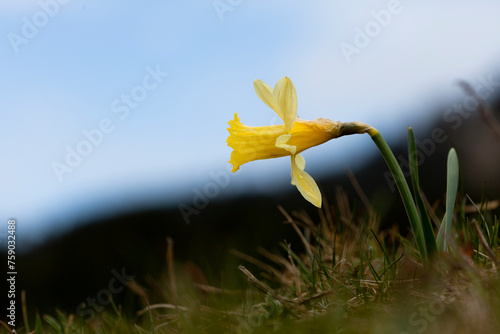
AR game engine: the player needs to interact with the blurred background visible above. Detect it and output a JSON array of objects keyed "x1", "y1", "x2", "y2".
[{"x1": 2, "y1": 0, "x2": 500, "y2": 316}]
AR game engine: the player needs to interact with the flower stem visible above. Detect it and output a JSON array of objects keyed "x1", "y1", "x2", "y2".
[{"x1": 366, "y1": 128, "x2": 427, "y2": 259}]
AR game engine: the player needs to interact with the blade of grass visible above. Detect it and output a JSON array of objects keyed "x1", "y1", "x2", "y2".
[
  {"x1": 436, "y1": 148, "x2": 459, "y2": 251},
  {"x1": 43, "y1": 314, "x2": 62, "y2": 332},
  {"x1": 361, "y1": 253, "x2": 381, "y2": 282},
  {"x1": 407, "y1": 127, "x2": 438, "y2": 257},
  {"x1": 471, "y1": 219, "x2": 499, "y2": 266},
  {"x1": 378, "y1": 251, "x2": 405, "y2": 278},
  {"x1": 21, "y1": 290, "x2": 30, "y2": 333},
  {"x1": 370, "y1": 227, "x2": 390, "y2": 266},
  {"x1": 145, "y1": 298, "x2": 156, "y2": 334},
  {"x1": 466, "y1": 194, "x2": 489, "y2": 233},
  {"x1": 279, "y1": 242, "x2": 310, "y2": 276},
  {"x1": 493, "y1": 217, "x2": 500, "y2": 250},
  {"x1": 35, "y1": 312, "x2": 44, "y2": 334}
]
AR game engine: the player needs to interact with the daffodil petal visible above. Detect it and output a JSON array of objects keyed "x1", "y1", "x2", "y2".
[
  {"x1": 294, "y1": 153, "x2": 306, "y2": 170},
  {"x1": 290, "y1": 153, "x2": 305, "y2": 185},
  {"x1": 253, "y1": 79, "x2": 283, "y2": 121},
  {"x1": 276, "y1": 134, "x2": 296, "y2": 155},
  {"x1": 290, "y1": 154, "x2": 322, "y2": 207},
  {"x1": 273, "y1": 77, "x2": 297, "y2": 132}
]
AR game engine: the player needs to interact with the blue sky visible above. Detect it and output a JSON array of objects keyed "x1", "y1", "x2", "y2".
[{"x1": 3, "y1": 1, "x2": 500, "y2": 246}]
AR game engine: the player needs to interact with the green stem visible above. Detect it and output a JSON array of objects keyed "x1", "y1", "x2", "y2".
[{"x1": 366, "y1": 128, "x2": 427, "y2": 259}]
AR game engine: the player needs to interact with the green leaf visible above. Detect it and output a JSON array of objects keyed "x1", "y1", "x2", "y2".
[
  {"x1": 437, "y1": 148, "x2": 459, "y2": 251},
  {"x1": 35, "y1": 312, "x2": 44, "y2": 334},
  {"x1": 368, "y1": 128, "x2": 426, "y2": 259},
  {"x1": 407, "y1": 127, "x2": 437, "y2": 257},
  {"x1": 43, "y1": 314, "x2": 62, "y2": 332}
]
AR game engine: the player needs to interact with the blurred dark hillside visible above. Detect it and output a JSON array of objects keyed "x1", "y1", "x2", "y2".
[
  {"x1": 8, "y1": 196, "x2": 307, "y2": 318},
  {"x1": 2, "y1": 93, "x2": 500, "y2": 322}
]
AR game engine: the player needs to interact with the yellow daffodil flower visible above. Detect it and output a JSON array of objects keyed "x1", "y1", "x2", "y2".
[
  {"x1": 227, "y1": 76, "x2": 438, "y2": 260},
  {"x1": 227, "y1": 77, "x2": 353, "y2": 207}
]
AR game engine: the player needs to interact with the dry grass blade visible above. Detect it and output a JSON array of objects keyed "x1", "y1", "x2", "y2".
[
  {"x1": 127, "y1": 279, "x2": 149, "y2": 299},
  {"x1": 0, "y1": 320, "x2": 13, "y2": 333},
  {"x1": 346, "y1": 169, "x2": 372, "y2": 214},
  {"x1": 464, "y1": 199, "x2": 500, "y2": 213},
  {"x1": 278, "y1": 205, "x2": 313, "y2": 258},
  {"x1": 335, "y1": 187, "x2": 352, "y2": 228},
  {"x1": 238, "y1": 265, "x2": 276, "y2": 295},
  {"x1": 230, "y1": 249, "x2": 285, "y2": 282},
  {"x1": 257, "y1": 247, "x2": 299, "y2": 284},
  {"x1": 421, "y1": 191, "x2": 441, "y2": 227},
  {"x1": 166, "y1": 237, "x2": 178, "y2": 304},
  {"x1": 192, "y1": 283, "x2": 243, "y2": 295},
  {"x1": 137, "y1": 303, "x2": 190, "y2": 316},
  {"x1": 285, "y1": 243, "x2": 302, "y2": 302},
  {"x1": 238, "y1": 265, "x2": 295, "y2": 304}
]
